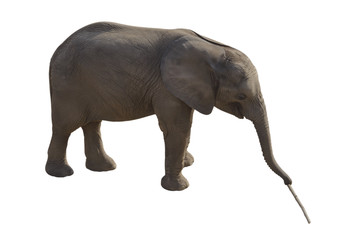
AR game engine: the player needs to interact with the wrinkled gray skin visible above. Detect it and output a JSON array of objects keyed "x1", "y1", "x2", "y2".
[{"x1": 47, "y1": 22, "x2": 292, "y2": 190}]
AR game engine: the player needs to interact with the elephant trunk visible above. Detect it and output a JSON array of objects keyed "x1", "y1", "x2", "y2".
[
  {"x1": 247, "y1": 96, "x2": 311, "y2": 224},
  {"x1": 248, "y1": 97, "x2": 292, "y2": 185}
]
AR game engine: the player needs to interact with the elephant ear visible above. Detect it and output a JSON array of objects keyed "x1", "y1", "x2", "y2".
[{"x1": 160, "y1": 36, "x2": 225, "y2": 114}]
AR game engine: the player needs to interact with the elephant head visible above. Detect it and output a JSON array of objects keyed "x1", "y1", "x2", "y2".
[
  {"x1": 161, "y1": 34, "x2": 291, "y2": 184},
  {"x1": 161, "y1": 34, "x2": 310, "y2": 223}
]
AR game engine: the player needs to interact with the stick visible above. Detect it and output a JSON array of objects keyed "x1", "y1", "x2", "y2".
[{"x1": 287, "y1": 184, "x2": 311, "y2": 224}]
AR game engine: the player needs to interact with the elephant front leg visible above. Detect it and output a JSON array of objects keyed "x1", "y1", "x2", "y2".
[
  {"x1": 153, "y1": 92, "x2": 194, "y2": 191},
  {"x1": 161, "y1": 128, "x2": 190, "y2": 191}
]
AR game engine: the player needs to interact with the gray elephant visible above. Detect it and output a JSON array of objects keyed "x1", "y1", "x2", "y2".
[
  {"x1": 47, "y1": 22, "x2": 292, "y2": 193},
  {"x1": 47, "y1": 22, "x2": 311, "y2": 222}
]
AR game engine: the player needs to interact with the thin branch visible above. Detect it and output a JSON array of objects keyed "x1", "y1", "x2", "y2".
[{"x1": 287, "y1": 184, "x2": 311, "y2": 224}]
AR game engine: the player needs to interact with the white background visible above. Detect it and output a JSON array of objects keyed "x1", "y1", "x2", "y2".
[{"x1": 1, "y1": 0, "x2": 359, "y2": 239}]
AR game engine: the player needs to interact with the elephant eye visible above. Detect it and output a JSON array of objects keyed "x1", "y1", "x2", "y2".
[
  {"x1": 238, "y1": 94, "x2": 247, "y2": 100},
  {"x1": 225, "y1": 57, "x2": 232, "y2": 63}
]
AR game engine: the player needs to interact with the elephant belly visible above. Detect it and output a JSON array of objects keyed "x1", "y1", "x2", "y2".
[
  {"x1": 97, "y1": 105, "x2": 155, "y2": 122},
  {"x1": 88, "y1": 91, "x2": 155, "y2": 122}
]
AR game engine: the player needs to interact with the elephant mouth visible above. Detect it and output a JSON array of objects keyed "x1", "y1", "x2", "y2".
[
  {"x1": 216, "y1": 102, "x2": 244, "y2": 119},
  {"x1": 233, "y1": 103, "x2": 244, "y2": 119},
  {"x1": 236, "y1": 105, "x2": 244, "y2": 119}
]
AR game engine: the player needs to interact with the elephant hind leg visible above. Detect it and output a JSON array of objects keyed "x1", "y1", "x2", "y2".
[
  {"x1": 46, "y1": 98, "x2": 86, "y2": 177},
  {"x1": 82, "y1": 121, "x2": 116, "y2": 172},
  {"x1": 46, "y1": 131, "x2": 74, "y2": 177},
  {"x1": 183, "y1": 150, "x2": 194, "y2": 167},
  {"x1": 183, "y1": 136, "x2": 194, "y2": 167}
]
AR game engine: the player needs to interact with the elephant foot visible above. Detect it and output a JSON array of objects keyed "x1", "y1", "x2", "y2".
[
  {"x1": 183, "y1": 151, "x2": 194, "y2": 167},
  {"x1": 161, "y1": 173, "x2": 189, "y2": 191},
  {"x1": 46, "y1": 161, "x2": 74, "y2": 177},
  {"x1": 86, "y1": 155, "x2": 117, "y2": 172}
]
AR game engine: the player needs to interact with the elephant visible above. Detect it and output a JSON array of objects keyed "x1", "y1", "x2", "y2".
[{"x1": 46, "y1": 22, "x2": 309, "y2": 222}]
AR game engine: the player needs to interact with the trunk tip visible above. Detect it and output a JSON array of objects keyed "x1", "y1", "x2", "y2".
[{"x1": 283, "y1": 176, "x2": 292, "y2": 185}]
